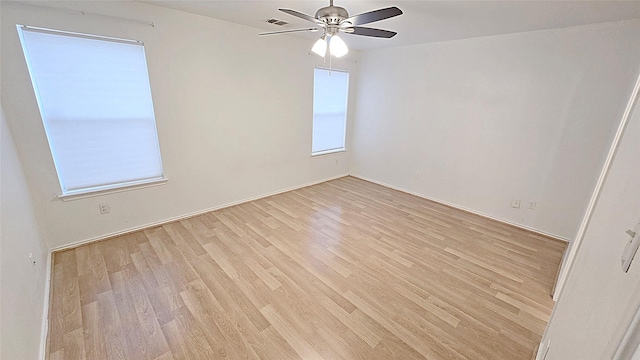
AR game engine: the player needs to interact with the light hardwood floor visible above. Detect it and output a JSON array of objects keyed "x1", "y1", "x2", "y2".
[{"x1": 46, "y1": 176, "x2": 566, "y2": 360}]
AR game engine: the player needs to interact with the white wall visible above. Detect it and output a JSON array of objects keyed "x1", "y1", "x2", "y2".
[
  {"x1": 0, "y1": 105, "x2": 50, "y2": 359},
  {"x1": 540, "y1": 74, "x2": 640, "y2": 359},
  {"x1": 351, "y1": 19, "x2": 640, "y2": 240},
  {"x1": 1, "y1": 1, "x2": 358, "y2": 250}
]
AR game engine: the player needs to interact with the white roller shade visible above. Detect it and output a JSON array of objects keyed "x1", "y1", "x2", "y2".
[{"x1": 17, "y1": 25, "x2": 164, "y2": 195}]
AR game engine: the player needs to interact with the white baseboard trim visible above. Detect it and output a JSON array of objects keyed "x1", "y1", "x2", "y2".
[
  {"x1": 39, "y1": 250, "x2": 53, "y2": 360},
  {"x1": 535, "y1": 339, "x2": 551, "y2": 360},
  {"x1": 50, "y1": 174, "x2": 350, "y2": 252},
  {"x1": 350, "y1": 174, "x2": 569, "y2": 243}
]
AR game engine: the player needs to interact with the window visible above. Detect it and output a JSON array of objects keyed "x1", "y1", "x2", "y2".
[
  {"x1": 17, "y1": 25, "x2": 165, "y2": 198},
  {"x1": 312, "y1": 67, "x2": 349, "y2": 155}
]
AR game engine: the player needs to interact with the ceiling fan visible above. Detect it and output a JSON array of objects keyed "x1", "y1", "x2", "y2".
[{"x1": 259, "y1": 1, "x2": 403, "y2": 57}]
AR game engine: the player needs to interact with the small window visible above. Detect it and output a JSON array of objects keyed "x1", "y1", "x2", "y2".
[
  {"x1": 17, "y1": 25, "x2": 165, "y2": 198},
  {"x1": 312, "y1": 67, "x2": 348, "y2": 155}
]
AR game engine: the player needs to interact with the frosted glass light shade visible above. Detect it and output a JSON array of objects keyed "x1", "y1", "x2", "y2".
[
  {"x1": 311, "y1": 37, "x2": 327, "y2": 57},
  {"x1": 329, "y1": 35, "x2": 348, "y2": 57}
]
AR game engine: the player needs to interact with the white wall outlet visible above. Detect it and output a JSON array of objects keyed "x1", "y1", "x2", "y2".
[
  {"x1": 528, "y1": 201, "x2": 537, "y2": 210},
  {"x1": 511, "y1": 199, "x2": 521, "y2": 208},
  {"x1": 99, "y1": 203, "x2": 110, "y2": 214}
]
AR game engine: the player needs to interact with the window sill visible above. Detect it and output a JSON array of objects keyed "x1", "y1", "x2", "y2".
[
  {"x1": 59, "y1": 177, "x2": 168, "y2": 201},
  {"x1": 311, "y1": 148, "x2": 346, "y2": 157}
]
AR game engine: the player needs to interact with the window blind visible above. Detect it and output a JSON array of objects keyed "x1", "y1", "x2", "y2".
[{"x1": 17, "y1": 25, "x2": 164, "y2": 195}]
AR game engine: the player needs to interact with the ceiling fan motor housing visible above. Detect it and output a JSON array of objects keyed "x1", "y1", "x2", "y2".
[{"x1": 315, "y1": 6, "x2": 349, "y2": 25}]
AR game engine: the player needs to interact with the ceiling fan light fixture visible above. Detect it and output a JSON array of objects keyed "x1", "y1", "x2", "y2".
[
  {"x1": 311, "y1": 35, "x2": 327, "y2": 57},
  {"x1": 329, "y1": 34, "x2": 348, "y2": 57},
  {"x1": 262, "y1": 2, "x2": 402, "y2": 57}
]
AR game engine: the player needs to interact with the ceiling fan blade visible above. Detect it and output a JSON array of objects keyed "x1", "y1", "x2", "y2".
[
  {"x1": 279, "y1": 9, "x2": 322, "y2": 24},
  {"x1": 341, "y1": 7, "x2": 402, "y2": 26},
  {"x1": 348, "y1": 26, "x2": 397, "y2": 38},
  {"x1": 258, "y1": 28, "x2": 320, "y2": 36}
]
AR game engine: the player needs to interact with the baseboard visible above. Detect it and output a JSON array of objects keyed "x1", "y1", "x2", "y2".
[
  {"x1": 535, "y1": 339, "x2": 551, "y2": 360},
  {"x1": 350, "y1": 174, "x2": 569, "y2": 243},
  {"x1": 39, "y1": 250, "x2": 53, "y2": 360},
  {"x1": 50, "y1": 173, "x2": 350, "y2": 252},
  {"x1": 532, "y1": 344, "x2": 539, "y2": 360}
]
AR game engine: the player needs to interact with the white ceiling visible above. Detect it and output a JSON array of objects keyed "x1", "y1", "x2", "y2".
[{"x1": 142, "y1": 1, "x2": 640, "y2": 51}]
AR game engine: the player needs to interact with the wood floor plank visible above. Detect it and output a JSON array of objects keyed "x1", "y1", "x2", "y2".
[
  {"x1": 125, "y1": 266, "x2": 171, "y2": 358},
  {"x1": 97, "y1": 291, "x2": 128, "y2": 360},
  {"x1": 343, "y1": 289, "x2": 446, "y2": 360},
  {"x1": 101, "y1": 236, "x2": 133, "y2": 275},
  {"x1": 171, "y1": 305, "x2": 218, "y2": 359},
  {"x1": 260, "y1": 304, "x2": 324, "y2": 360},
  {"x1": 48, "y1": 262, "x2": 65, "y2": 354},
  {"x1": 46, "y1": 176, "x2": 566, "y2": 360},
  {"x1": 159, "y1": 320, "x2": 189, "y2": 360},
  {"x1": 258, "y1": 325, "x2": 301, "y2": 360},
  {"x1": 109, "y1": 269, "x2": 151, "y2": 359},
  {"x1": 178, "y1": 279, "x2": 249, "y2": 359},
  {"x1": 62, "y1": 328, "x2": 86, "y2": 360},
  {"x1": 81, "y1": 301, "x2": 108, "y2": 360}
]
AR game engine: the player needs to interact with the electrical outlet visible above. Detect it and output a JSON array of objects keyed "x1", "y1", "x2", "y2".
[
  {"x1": 528, "y1": 201, "x2": 537, "y2": 210},
  {"x1": 511, "y1": 199, "x2": 521, "y2": 208},
  {"x1": 29, "y1": 253, "x2": 36, "y2": 268},
  {"x1": 99, "y1": 203, "x2": 110, "y2": 214}
]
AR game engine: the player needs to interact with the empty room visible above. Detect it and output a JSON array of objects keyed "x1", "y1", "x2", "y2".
[{"x1": 2, "y1": 1, "x2": 640, "y2": 359}]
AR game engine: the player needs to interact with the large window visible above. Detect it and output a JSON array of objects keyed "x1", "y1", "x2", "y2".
[
  {"x1": 312, "y1": 68, "x2": 349, "y2": 155},
  {"x1": 17, "y1": 25, "x2": 165, "y2": 198}
]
